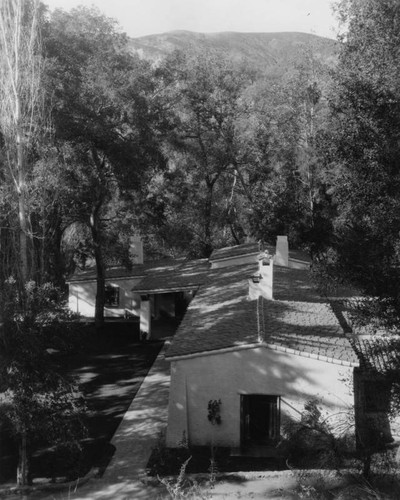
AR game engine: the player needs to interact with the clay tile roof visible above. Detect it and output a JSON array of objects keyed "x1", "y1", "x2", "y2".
[
  {"x1": 166, "y1": 263, "x2": 259, "y2": 358},
  {"x1": 132, "y1": 259, "x2": 209, "y2": 293},
  {"x1": 67, "y1": 265, "x2": 148, "y2": 282},
  {"x1": 209, "y1": 242, "x2": 310, "y2": 264},
  {"x1": 210, "y1": 243, "x2": 262, "y2": 261},
  {"x1": 259, "y1": 298, "x2": 358, "y2": 364},
  {"x1": 350, "y1": 335, "x2": 400, "y2": 374},
  {"x1": 273, "y1": 266, "x2": 323, "y2": 302},
  {"x1": 67, "y1": 258, "x2": 209, "y2": 289},
  {"x1": 166, "y1": 262, "x2": 358, "y2": 365},
  {"x1": 289, "y1": 249, "x2": 311, "y2": 263}
]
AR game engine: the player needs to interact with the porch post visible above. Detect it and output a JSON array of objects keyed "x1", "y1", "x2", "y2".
[{"x1": 140, "y1": 294, "x2": 151, "y2": 340}]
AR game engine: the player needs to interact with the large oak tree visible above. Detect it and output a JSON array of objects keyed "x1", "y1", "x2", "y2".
[{"x1": 44, "y1": 6, "x2": 165, "y2": 327}]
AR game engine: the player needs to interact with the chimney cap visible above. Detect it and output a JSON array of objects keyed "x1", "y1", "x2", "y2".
[{"x1": 258, "y1": 250, "x2": 273, "y2": 261}]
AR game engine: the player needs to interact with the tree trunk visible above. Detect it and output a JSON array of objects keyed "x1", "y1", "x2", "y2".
[
  {"x1": 53, "y1": 222, "x2": 65, "y2": 288},
  {"x1": 230, "y1": 223, "x2": 240, "y2": 245},
  {"x1": 17, "y1": 430, "x2": 29, "y2": 486},
  {"x1": 203, "y1": 180, "x2": 214, "y2": 257},
  {"x1": 89, "y1": 148, "x2": 109, "y2": 331},
  {"x1": 0, "y1": 0, "x2": 43, "y2": 285},
  {"x1": 89, "y1": 209, "x2": 105, "y2": 331},
  {"x1": 17, "y1": 187, "x2": 29, "y2": 283},
  {"x1": 362, "y1": 452, "x2": 371, "y2": 479},
  {"x1": 39, "y1": 195, "x2": 46, "y2": 284},
  {"x1": 94, "y1": 250, "x2": 105, "y2": 331},
  {"x1": 16, "y1": 97, "x2": 31, "y2": 285}
]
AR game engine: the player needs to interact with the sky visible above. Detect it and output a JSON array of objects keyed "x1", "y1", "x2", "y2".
[{"x1": 44, "y1": 0, "x2": 340, "y2": 40}]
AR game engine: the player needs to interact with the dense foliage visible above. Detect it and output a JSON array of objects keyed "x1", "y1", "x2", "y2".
[
  {"x1": 42, "y1": 6, "x2": 167, "y2": 326},
  {"x1": 0, "y1": 280, "x2": 86, "y2": 485},
  {"x1": 316, "y1": 0, "x2": 400, "y2": 327},
  {"x1": 0, "y1": 4, "x2": 337, "y2": 283},
  {"x1": 135, "y1": 43, "x2": 334, "y2": 257}
]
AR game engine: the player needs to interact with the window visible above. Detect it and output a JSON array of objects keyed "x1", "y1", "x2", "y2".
[
  {"x1": 364, "y1": 380, "x2": 391, "y2": 412},
  {"x1": 105, "y1": 285, "x2": 120, "y2": 307}
]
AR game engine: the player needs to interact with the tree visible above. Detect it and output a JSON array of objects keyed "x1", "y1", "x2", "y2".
[
  {"x1": 147, "y1": 50, "x2": 254, "y2": 257},
  {"x1": 0, "y1": 281, "x2": 86, "y2": 486},
  {"x1": 134, "y1": 44, "x2": 336, "y2": 258},
  {"x1": 0, "y1": 0, "x2": 46, "y2": 285},
  {"x1": 320, "y1": 0, "x2": 400, "y2": 324},
  {"x1": 313, "y1": 1, "x2": 400, "y2": 475},
  {"x1": 240, "y1": 45, "x2": 334, "y2": 251},
  {"x1": 44, "y1": 7, "x2": 164, "y2": 327}
]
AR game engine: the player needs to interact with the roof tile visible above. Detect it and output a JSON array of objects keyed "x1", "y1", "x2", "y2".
[
  {"x1": 132, "y1": 259, "x2": 209, "y2": 293},
  {"x1": 210, "y1": 243, "x2": 261, "y2": 261},
  {"x1": 68, "y1": 258, "x2": 209, "y2": 292},
  {"x1": 166, "y1": 262, "x2": 357, "y2": 365}
]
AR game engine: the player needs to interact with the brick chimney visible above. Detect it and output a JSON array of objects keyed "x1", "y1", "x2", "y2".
[
  {"x1": 275, "y1": 235, "x2": 289, "y2": 267},
  {"x1": 129, "y1": 235, "x2": 143, "y2": 265},
  {"x1": 248, "y1": 251, "x2": 274, "y2": 300}
]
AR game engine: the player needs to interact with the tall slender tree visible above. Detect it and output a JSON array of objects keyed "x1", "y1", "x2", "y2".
[
  {"x1": 0, "y1": 3, "x2": 88, "y2": 486},
  {"x1": 0, "y1": 0, "x2": 45, "y2": 285},
  {"x1": 0, "y1": 1, "x2": 43, "y2": 480}
]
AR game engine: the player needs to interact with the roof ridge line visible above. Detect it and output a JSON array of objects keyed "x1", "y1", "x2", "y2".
[{"x1": 257, "y1": 296, "x2": 266, "y2": 342}]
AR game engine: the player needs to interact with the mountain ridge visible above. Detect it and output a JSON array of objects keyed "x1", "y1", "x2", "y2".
[
  {"x1": 128, "y1": 30, "x2": 338, "y2": 73},
  {"x1": 135, "y1": 29, "x2": 335, "y2": 40}
]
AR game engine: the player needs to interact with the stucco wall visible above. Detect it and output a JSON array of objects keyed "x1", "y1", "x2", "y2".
[
  {"x1": 166, "y1": 347, "x2": 354, "y2": 448},
  {"x1": 68, "y1": 277, "x2": 143, "y2": 318}
]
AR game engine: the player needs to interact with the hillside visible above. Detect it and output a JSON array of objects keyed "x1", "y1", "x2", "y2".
[{"x1": 128, "y1": 30, "x2": 338, "y2": 73}]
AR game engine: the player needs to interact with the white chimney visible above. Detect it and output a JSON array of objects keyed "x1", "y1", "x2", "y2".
[
  {"x1": 275, "y1": 235, "x2": 289, "y2": 267},
  {"x1": 130, "y1": 236, "x2": 143, "y2": 265},
  {"x1": 248, "y1": 251, "x2": 274, "y2": 300}
]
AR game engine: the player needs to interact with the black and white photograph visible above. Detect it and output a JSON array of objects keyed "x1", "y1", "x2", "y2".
[{"x1": 1, "y1": 0, "x2": 400, "y2": 498}]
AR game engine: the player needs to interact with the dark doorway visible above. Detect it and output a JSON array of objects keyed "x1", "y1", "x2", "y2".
[
  {"x1": 241, "y1": 395, "x2": 280, "y2": 449},
  {"x1": 175, "y1": 291, "x2": 189, "y2": 319}
]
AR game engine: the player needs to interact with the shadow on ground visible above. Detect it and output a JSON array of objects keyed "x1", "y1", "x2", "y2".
[{"x1": 0, "y1": 320, "x2": 173, "y2": 484}]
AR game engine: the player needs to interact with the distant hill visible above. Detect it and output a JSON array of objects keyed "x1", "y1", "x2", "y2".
[{"x1": 128, "y1": 31, "x2": 338, "y2": 74}]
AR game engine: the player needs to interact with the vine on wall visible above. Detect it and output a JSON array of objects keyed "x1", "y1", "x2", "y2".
[{"x1": 207, "y1": 399, "x2": 222, "y2": 425}]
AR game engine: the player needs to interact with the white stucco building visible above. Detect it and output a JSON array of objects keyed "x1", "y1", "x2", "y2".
[
  {"x1": 66, "y1": 237, "x2": 208, "y2": 339},
  {"x1": 165, "y1": 240, "x2": 360, "y2": 453}
]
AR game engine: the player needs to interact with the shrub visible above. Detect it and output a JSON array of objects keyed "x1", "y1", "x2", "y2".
[
  {"x1": 0, "y1": 280, "x2": 87, "y2": 485},
  {"x1": 282, "y1": 399, "x2": 344, "y2": 468}
]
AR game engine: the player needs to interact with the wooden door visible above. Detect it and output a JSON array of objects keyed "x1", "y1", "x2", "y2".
[{"x1": 241, "y1": 395, "x2": 280, "y2": 447}]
